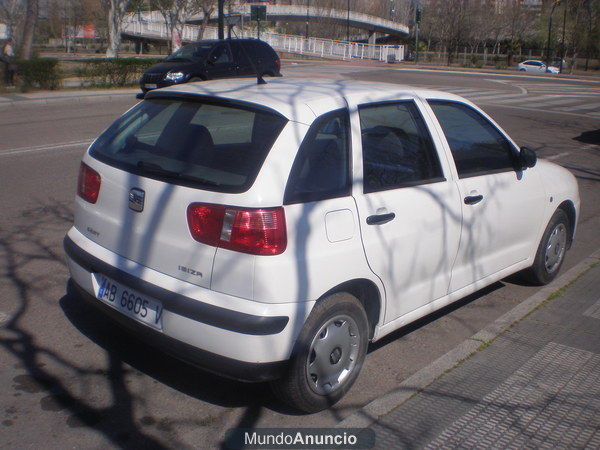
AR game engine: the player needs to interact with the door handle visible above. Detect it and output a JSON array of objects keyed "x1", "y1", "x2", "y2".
[
  {"x1": 367, "y1": 213, "x2": 396, "y2": 225},
  {"x1": 464, "y1": 195, "x2": 484, "y2": 205}
]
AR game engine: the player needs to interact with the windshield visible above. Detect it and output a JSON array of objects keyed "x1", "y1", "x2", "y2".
[
  {"x1": 89, "y1": 99, "x2": 288, "y2": 193},
  {"x1": 165, "y1": 43, "x2": 213, "y2": 62}
]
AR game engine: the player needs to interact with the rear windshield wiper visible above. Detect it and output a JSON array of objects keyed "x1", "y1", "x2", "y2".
[{"x1": 136, "y1": 161, "x2": 221, "y2": 187}]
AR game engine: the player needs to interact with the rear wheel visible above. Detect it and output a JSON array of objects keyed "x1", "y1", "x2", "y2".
[
  {"x1": 523, "y1": 209, "x2": 570, "y2": 285},
  {"x1": 271, "y1": 293, "x2": 368, "y2": 413}
]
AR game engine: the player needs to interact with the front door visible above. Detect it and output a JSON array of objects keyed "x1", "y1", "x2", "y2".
[
  {"x1": 427, "y1": 100, "x2": 546, "y2": 293},
  {"x1": 353, "y1": 100, "x2": 462, "y2": 323}
]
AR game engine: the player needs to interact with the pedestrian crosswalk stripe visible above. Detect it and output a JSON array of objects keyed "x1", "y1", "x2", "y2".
[
  {"x1": 559, "y1": 102, "x2": 600, "y2": 112},
  {"x1": 521, "y1": 97, "x2": 587, "y2": 108},
  {"x1": 466, "y1": 93, "x2": 524, "y2": 101}
]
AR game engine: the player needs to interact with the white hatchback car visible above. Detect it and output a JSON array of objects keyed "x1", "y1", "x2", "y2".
[
  {"x1": 518, "y1": 60, "x2": 559, "y2": 74},
  {"x1": 65, "y1": 78, "x2": 579, "y2": 412}
]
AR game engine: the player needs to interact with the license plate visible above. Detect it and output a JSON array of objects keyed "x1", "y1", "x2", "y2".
[
  {"x1": 145, "y1": 83, "x2": 157, "y2": 89},
  {"x1": 92, "y1": 274, "x2": 163, "y2": 330}
]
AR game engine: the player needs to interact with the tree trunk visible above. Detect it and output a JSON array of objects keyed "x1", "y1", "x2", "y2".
[
  {"x1": 569, "y1": 52, "x2": 578, "y2": 74},
  {"x1": 198, "y1": 12, "x2": 211, "y2": 40},
  {"x1": 106, "y1": 0, "x2": 124, "y2": 58},
  {"x1": 19, "y1": 0, "x2": 39, "y2": 60}
]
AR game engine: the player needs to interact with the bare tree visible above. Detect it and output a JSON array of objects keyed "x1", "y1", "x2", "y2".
[
  {"x1": 0, "y1": 0, "x2": 25, "y2": 44},
  {"x1": 151, "y1": 0, "x2": 200, "y2": 51},
  {"x1": 193, "y1": 0, "x2": 215, "y2": 40}
]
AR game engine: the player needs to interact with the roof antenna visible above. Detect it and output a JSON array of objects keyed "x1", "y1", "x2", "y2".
[{"x1": 236, "y1": 37, "x2": 268, "y2": 85}]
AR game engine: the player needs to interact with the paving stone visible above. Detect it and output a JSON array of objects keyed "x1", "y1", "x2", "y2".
[{"x1": 370, "y1": 264, "x2": 600, "y2": 449}]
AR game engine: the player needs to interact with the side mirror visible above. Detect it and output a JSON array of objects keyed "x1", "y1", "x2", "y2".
[{"x1": 518, "y1": 146, "x2": 537, "y2": 170}]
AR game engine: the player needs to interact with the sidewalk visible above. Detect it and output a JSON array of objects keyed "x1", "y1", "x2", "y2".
[
  {"x1": 362, "y1": 258, "x2": 600, "y2": 448},
  {"x1": 0, "y1": 87, "x2": 139, "y2": 109}
]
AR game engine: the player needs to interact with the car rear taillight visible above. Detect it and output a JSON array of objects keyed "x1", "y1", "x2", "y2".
[
  {"x1": 187, "y1": 203, "x2": 287, "y2": 255},
  {"x1": 275, "y1": 57, "x2": 281, "y2": 71},
  {"x1": 77, "y1": 162, "x2": 101, "y2": 204}
]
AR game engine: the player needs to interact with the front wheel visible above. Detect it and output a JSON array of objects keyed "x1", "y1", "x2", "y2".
[
  {"x1": 271, "y1": 293, "x2": 368, "y2": 413},
  {"x1": 523, "y1": 209, "x2": 570, "y2": 285}
]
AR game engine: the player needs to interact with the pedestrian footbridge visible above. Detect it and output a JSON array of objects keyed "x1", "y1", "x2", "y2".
[{"x1": 122, "y1": 9, "x2": 406, "y2": 62}]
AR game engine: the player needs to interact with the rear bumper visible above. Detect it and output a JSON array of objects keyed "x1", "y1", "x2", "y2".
[
  {"x1": 71, "y1": 281, "x2": 287, "y2": 382},
  {"x1": 63, "y1": 227, "x2": 315, "y2": 381}
]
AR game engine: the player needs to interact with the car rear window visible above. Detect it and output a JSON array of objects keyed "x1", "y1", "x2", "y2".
[{"x1": 89, "y1": 98, "x2": 287, "y2": 193}]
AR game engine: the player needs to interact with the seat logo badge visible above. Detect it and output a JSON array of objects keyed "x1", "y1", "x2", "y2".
[{"x1": 129, "y1": 188, "x2": 145, "y2": 212}]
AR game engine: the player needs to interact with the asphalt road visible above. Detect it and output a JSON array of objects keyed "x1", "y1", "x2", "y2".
[{"x1": 0, "y1": 64, "x2": 599, "y2": 449}]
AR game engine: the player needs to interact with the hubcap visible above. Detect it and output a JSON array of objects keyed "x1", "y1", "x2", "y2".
[
  {"x1": 306, "y1": 315, "x2": 360, "y2": 395},
  {"x1": 544, "y1": 223, "x2": 567, "y2": 274}
]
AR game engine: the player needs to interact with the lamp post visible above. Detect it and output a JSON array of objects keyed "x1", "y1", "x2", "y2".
[
  {"x1": 347, "y1": 0, "x2": 350, "y2": 42},
  {"x1": 306, "y1": 0, "x2": 309, "y2": 40},
  {"x1": 559, "y1": 3, "x2": 567, "y2": 73},
  {"x1": 545, "y1": 0, "x2": 560, "y2": 69},
  {"x1": 218, "y1": 0, "x2": 224, "y2": 40}
]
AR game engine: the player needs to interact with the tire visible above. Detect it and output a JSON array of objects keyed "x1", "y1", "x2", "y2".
[
  {"x1": 271, "y1": 292, "x2": 369, "y2": 413},
  {"x1": 519, "y1": 68, "x2": 526, "y2": 72},
  {"x1": 523, "y1": 209, "x2": 570, "y2": 285}
]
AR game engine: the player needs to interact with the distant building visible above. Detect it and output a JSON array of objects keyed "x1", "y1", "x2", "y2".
[{"x1": 490, "y1": 0, "x2": 543, "y2": 14}]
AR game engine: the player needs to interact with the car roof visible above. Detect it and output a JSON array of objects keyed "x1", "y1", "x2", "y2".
[{"x1": 148, "y1": 78, "x2": 460, "y2": 124}]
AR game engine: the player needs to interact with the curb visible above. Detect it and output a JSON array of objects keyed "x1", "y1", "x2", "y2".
[
  {"x1": 337, "y1": 248, "x2": 600, "y2": 429},
  {"x1": 0, "y1": 89, "x2": 139, "y2": 109}
]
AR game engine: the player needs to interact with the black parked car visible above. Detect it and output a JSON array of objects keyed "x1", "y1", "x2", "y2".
[{"x1": 139, "y1": 39, "x2": 281, "y2": 93}]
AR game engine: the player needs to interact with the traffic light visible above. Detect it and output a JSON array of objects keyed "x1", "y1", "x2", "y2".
[{"x1": 416, "y1": 8, "x2": 421, "y2": 24}]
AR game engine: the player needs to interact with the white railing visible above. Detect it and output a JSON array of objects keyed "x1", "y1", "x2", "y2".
[{"x1": 122, "y1": 19, "x2": 405, "y2": 62}]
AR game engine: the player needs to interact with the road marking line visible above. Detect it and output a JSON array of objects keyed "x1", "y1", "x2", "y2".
[
  {"x1": 545, "y1": 152, "x2": 571, "y2": 161},
  {"x1": 559, "y1": 102, "x2": 600, "y2": 112},
  {"x1": 487, "y1": 79, "x2": 528, "y2": 94},
  {"x1": 444, "y1": 88, "x2": 486, "y2": 94},
  {"x1": 477, "y1": 103, "x2": 597, "y2": 118},
  {"x1": 0, "y1": 139, "x2": 93, "y2": 158},
  {"x1": 522, "y1": 97, "x2": 592, "y2": 108},
  {"x1": 480, "y1": 94, "x2": 553, "y2": 104},
  {"x1": 395, "y1": 68, "x2": 600, "y2": 83},
  {"x1": 467, "y1": 93, "x2": 525, "y2": 101}
]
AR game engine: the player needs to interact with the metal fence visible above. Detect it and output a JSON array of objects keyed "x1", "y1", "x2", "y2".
[{"x1": 122, "y1": 18, "x2": 405, "y2": 62}]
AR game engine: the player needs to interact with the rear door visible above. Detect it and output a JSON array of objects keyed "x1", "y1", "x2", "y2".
[
  {"x1": 230, "y1": 41, "x2": 255, "y2": 77},
  {"x1": 352, "y1": 99, "x2": 462, "y2": 323},
  {"x1": 77, "y1": 97, "x2": 287, "y2": 288}
]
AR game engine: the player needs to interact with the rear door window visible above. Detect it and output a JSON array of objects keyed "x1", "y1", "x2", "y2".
[
  {"x1": 89, "y1": 98, "x2": 287, "y2": 193},
  {"x1": 359, "y1": 101, "x2": 444, "y2": 193}
]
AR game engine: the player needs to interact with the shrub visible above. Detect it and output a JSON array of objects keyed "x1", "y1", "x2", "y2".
[
  {"x1": 77, "y1": 57, "x2": 164, "y2": 88},
  {"x1": 15, "y1": 58, "x2": 61, "y2": 91},
  {"x1": 495, "y1": 62, "x2": 507, "y2": 70}
]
